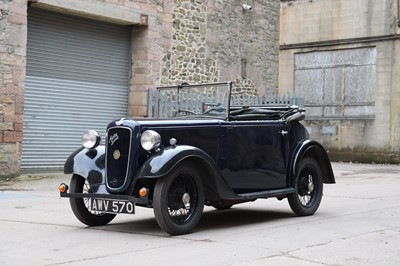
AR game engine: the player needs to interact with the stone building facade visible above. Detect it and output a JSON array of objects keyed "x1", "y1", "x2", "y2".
[
  {"x1": 0, "y1": 0, "x2": 280, "y2": 177},
  {"x1": 280, "y1": 0, "x2": 400, "y2": 163},
  {"x1": 0, "y1": 0, "x2": 26, "y2": 178}
]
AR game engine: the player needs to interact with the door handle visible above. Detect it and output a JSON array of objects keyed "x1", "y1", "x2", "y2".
[{"x1": 279, "y1": 130, "x2": 288, "y2": 136}]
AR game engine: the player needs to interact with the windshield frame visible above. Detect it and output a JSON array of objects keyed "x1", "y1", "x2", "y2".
[{"x1": 155, "y1": 81, "x2": 233, "y2": 119}]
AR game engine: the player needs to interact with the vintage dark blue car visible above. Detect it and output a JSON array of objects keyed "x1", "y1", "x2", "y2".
[{"x1": 59, "y1": 82, "x2": 335, "y2": 235}]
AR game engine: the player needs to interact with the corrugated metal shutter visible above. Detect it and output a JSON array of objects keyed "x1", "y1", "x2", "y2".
[{"x1": 22, "y1": 8, "x2": 131, "y2": 170}]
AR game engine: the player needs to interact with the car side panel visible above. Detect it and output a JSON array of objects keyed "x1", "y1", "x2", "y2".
[
  {"x1": 140, "y1": 122, "x2": 222, "y2": 165},
  {"x1": 218, "y1": 121, "x2": 290, "y2": 192}
]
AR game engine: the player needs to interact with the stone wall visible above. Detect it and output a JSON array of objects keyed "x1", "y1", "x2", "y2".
[
  {"x1": 207, "y1": 0, "x2": 280, "y2": 96},
  {"x1": 280, "y1": 0, "x2": 400, "y2": 163},
  {"x1": 161, "y1": 0, "x2": 280, "y2": 97},
  {"x1": 161, "y1": 0, "x2": 219, "y2": 85},
  {"x1": 280, "y1": 0, "x2": 398, "y2": 44},
  {"x1": 0, "y1": 0, "x2": 27, "y2": 178},
  {"x1": 0, "y1": 0, "x2": 280, "y2": 177},
  {"x1": 128, "y1": 1, "x2": 171, "y2": 117}
]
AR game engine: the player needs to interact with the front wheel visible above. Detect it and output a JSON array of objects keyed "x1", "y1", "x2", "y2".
[
  {"x1": 153, "y1": 163, "x2": 205, "y2": 235},
  {"x1": 69, "y1": 174, "x2": 116, "y2": 226},
  {"x1": 288, "y1": 157, "x2": 323, "y2": 216}
]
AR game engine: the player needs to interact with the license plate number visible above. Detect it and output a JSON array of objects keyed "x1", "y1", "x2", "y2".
[{"x1": 90, "y1": 198, "x2": 135, "y2": 214}]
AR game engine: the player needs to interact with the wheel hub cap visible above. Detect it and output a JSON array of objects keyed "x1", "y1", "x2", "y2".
[
  {"x1": 308, "y1": 175, "x2": 314, "y2": 192},
  {"x1": 182, "y1": 193, "x2": 191, "y2": 207}
]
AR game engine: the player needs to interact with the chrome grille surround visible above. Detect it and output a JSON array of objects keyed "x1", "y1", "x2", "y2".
[{"x1": 106, "y1": 126, "x2": 132, "y2": 191}]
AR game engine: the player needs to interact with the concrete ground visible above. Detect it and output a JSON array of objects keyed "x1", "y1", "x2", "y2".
[{"x1": 0, "y1": 162, "x2": 399, "y2": 266}]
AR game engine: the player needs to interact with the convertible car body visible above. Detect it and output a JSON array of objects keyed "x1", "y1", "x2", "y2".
[{"x1": 59, "y1": 82, "x2": 335, "y2": 235}]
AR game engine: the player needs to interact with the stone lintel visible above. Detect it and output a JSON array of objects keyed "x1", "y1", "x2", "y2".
[{"x1": 32, "y1": 0, "x2": 148, "y2": 25}]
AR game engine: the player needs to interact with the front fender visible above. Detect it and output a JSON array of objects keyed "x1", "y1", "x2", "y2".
[
  {"x1": 291, "y1": 140, "x2": 335, "y2": 184},
  {"x1": 136, "y1": 145, "x2": 238, "y2": 201},
  {"x1": 64, "y1": 146, "x2": 108, "y2": 193},
  {"x1": 137, "y1": 145, "x2": 215, "y2": 178}
]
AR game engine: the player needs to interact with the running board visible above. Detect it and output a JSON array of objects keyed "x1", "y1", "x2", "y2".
[{"x1": 237, "y1": 187, "x2": 295, "y2": 200}]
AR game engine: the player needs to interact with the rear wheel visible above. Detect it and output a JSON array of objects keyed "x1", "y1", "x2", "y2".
[
  {"x1": 69, "y1": 174, "x2": 116, "y2": 226},
  {"x1": 288, "y1": 157, "x2": 323, "y2": 216},
  {"x1": 153, "y1": 163, "x2": 205, "y2": 235}
]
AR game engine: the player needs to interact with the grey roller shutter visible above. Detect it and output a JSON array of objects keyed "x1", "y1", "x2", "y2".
[{"x1": 22, "y1": 8, "x2": 131, "y2": 170}]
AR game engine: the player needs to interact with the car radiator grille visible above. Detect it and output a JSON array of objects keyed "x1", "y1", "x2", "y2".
[{"x1": 106, "y1": 126, "x2": 132, "y2": 190}]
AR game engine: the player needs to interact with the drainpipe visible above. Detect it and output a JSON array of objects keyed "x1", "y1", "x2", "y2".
[{"x1": 398, "y1": 0, "x2": 400, "y2": 26}]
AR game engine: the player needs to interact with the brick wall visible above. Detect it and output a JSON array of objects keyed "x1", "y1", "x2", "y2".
[{"x1": 0, "y1": 0, "x2": 27, "y2": 178}]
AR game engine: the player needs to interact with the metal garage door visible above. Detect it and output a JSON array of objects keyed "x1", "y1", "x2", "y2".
[{"x1": 22, "y1": 8, "x2": 131, "y2": 170}]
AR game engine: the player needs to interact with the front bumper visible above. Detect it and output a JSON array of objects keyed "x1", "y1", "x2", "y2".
[{"x1": 59, "y1": 183, "x2": 150, "y2": 206}]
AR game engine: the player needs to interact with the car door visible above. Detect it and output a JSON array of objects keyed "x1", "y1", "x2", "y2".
[{"x1": 218, "y1": 120, "x2": 290, "y2": 192}]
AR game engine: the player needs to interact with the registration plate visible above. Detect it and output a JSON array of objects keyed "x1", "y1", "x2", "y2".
[{"x1": 90, "y1": 198, "x2": 135, "y2": 214}]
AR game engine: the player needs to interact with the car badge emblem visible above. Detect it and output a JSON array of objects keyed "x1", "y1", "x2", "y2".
[
  {"x1": 113, "y1": 150, "x2": 121, "y2": 160},
  {"x1": 109, "y1": 133, "x2": 119, "y2": 146}
]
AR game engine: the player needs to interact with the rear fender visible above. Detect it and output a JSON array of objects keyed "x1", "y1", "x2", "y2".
[
  {"x1": 136, "y1": 145, "x2": 237, "y2": 201},
  {"x1": 290, "y1": 140, "x2": 335, "y2": 185},
  {"x1": 64, "y1": 146, "x2": 108, "y2": 193}
]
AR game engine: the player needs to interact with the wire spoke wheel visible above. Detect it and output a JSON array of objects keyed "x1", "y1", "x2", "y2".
[
  {"x1": 153, "y1": 163, "x2": 204, "y2": 235},
  {"x1": 82, "y1": 181, "x2": 106, "y2": 216},
  {"x1": 288, "y1": 158, "x2": 323, "y2": 216},
  {"x1": 297, "y1": 173, "x2": 316, "y2": 207},
  {"x1": 166, "y1": 174, "x2": 198, "y2": 224}
]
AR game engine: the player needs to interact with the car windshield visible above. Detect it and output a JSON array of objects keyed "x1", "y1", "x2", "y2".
[{"x1": 156, "y1": 82, "x2": 232, "y2": 119}]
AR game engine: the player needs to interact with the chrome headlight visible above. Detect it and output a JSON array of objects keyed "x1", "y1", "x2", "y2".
[
  {"x1": 141, "y1": 130, "x2": 161, "y2": 151},
  {"x1": 82, "y1": 130, "x2": 101, "y2": 149}
]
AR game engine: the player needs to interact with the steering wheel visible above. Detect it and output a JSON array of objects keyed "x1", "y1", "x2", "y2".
[{"x1": 174, "y1": 109, "x2": 197, "y2": 117}]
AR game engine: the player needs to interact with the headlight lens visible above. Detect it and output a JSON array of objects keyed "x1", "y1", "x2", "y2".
[
  {"x1": 141, "y1": 130, "x2": 161, "y2": 151},
  {"x1": 82, "y1": 130, "x2": 101, "y2": 149}
]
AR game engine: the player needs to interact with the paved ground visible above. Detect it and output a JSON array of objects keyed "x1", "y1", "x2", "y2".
[{"x1": 0, "y1": 162, "x2": 399, "y2": 266}]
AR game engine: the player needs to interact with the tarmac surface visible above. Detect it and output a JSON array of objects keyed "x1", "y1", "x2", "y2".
[{"x1": 0, "y1": 162, "x2": 399, "y2": 266}]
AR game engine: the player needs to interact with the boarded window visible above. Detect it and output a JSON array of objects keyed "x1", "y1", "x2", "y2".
[{"x1": 294, "y1": 48, "x2": 376, "y2": 119}]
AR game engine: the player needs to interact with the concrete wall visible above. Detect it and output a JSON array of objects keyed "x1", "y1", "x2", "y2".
[
  {"x1": 280, "y1": 0, "x2": 400, "y2": 163},
  {"x1": 281, "y1": 0, "x2": 398, "y2": 44},
  {"x1": 0, "y1": 0, "x2": 280, "y2": 177}
]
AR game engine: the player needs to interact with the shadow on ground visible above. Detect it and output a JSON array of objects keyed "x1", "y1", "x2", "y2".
[{"x1": 92, "y1": 207, "x2": 294, "y2": 236}]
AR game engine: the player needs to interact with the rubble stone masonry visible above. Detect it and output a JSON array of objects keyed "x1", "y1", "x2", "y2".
[{"x1": 161, "y1": 0, "x2": 279, "y2": 96}]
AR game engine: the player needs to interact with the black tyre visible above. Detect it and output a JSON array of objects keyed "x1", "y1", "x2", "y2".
[
  {"x1": 153, "y1": 163, "x2": 205, "y2": 235},
  {"x1": 288, "y1": 157, "x2": 323, "y2": 216},
  {"x1": 69, "y1": 174, "x2": 116, "y2": 226}
]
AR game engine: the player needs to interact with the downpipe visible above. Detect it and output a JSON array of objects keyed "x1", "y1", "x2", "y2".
[{"x1": 398, "y1": 0, "x2": 400, "y2": 27}]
